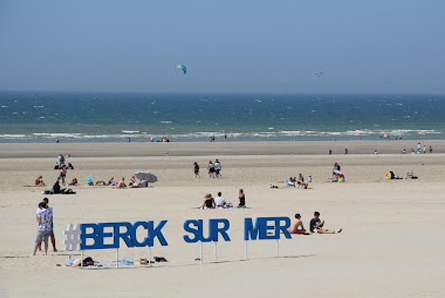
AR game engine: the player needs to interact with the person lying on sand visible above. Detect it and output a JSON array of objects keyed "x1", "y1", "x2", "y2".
[{"x1": 309, "y1": 211, "x2": 342, "y2": 234}]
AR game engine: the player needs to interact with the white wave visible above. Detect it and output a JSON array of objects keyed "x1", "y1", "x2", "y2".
[
  {"x1": 160, "y1": 121, "x2": 173, "y2": 124},
  {"x1": 32, "y1": 133, "x2": 82, "y2": 138},
  {"x1": 121, "y1": 130, "x2": 140, "y2": 134},
  {"x1": 1, "y1": 105, "x2": 8, "y2": 108},
  {"x1": 0, "y1": 134, "x2": 29, "y2": 139}
]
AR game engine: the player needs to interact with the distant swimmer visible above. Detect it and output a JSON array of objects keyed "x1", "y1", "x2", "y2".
[{"x1": 316, "y1": 72, "x2": 323, "y2": 77}]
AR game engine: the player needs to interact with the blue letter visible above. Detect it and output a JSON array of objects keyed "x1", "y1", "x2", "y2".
[
  {"x1": 147, "y1": 220, "x2": 168, "y2": 247},
  {"x1": 113, "y1": 222, "x2": 134, "y2": 248},
  {"x1": 80, "y1": 223, "x2": 101, "y2": 250},
  {"x1": 244, "y1": 218, "x2": 261, "y2": 240},
  {"x1": 132, "y1": 221, "x2": 149, "y2": 247},
  {"x1": 275, "y1": 217, "x2": 291, "y2": 239},
  {"x1": 209, "y1": 219, "x2": 231, "y2": 242},
  {"x1": 183, "y1": 219, "x2": 200, "y2": 243}
]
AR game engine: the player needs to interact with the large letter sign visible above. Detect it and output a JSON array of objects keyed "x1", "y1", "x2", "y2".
[
  {"x1": 244, "y1": 217, "x2": 291, "y2": 240},
  {"x1": 80, "y1": 220, "x2": 168, "y2": 250},
  {"x1": 183, "y1": 219, "x2": 231, "y2": 243}
]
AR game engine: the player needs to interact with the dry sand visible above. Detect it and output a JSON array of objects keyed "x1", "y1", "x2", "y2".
[{"x1": 1, "y1": 141, "x2": 445, "y2": 298}]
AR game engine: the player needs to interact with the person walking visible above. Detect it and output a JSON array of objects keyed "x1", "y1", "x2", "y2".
[{"x1": 193, "y1": 162, "x2": 200, "y2": 178}]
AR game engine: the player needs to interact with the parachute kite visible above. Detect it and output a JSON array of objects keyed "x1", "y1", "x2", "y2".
[
  {"x1": 176, "y1": 64, "x2": 187, "y2": 75},
  {"x1": 316, "y1": 72, "x2": 323, "y2": 77}
]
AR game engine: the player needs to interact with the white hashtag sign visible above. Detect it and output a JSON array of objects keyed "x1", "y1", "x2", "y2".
[{"x1": 63, "y1": 224, "x2": 82, "y2": 251}]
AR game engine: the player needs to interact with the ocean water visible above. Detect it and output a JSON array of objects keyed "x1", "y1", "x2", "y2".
[{"x1": 0, "y1": 91, "x2": 444, "y2": 143}]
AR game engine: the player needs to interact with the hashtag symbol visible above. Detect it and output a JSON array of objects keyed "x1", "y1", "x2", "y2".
[{"x1": 63, "y1": 224, "x2": 82, "y2": 251}]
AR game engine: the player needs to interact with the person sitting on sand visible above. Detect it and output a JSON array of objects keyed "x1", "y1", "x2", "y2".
[
  {"x1": 107, "y1": 177, "x2": 115, "y2": 185},
  {"x1": 131, "y1": 179, "x2": 143, "y2": 188},
  {"x1": 35, "y1": 176, "x2": 45, "y2": 186},
  {"x1": 309, "y1": 211, "x2": 342, "y2": 234},
  {"x1": 53, "y1": 162, "x2": 60, "y2": 170},
  {"x1": 296, "y1": 173, "x2": 305, "y2": 188},
  {"x1": 288, "y1": 213, "x2": 306, "y2": 234},
  {"x1": 197, "y1": 193, "x2": 215, "y2": 209},
  {"x1": 214, "y1": 191, "x2": 226, "y2": 208},
  {"x1": 117, "y1": 177, "x2": 127, "y2": 189},
  {"x1": 68, "y1": 177, "x2": 78, "y2": 186},
  {"x1": 129, "y1": 176, "x2": 136, "y2": 186},
  {"x1": 237, "y1": 189, "x2": 246, "y2": 208}
]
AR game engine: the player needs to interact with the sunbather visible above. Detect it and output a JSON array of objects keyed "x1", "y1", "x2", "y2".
[
  {"x1": 288, "y1": 213, "x2": 306, "y2": 234},
  {"x1": 117, "y1": 177, "x2": 127, "y2": 188},
  {"x1": 196, "y1": 193, "x2": 215, "y2": 209}
]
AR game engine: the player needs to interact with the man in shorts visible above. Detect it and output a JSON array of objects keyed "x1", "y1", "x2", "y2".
[
  {"x1": 309, "y1": 211, "x2": 342, "y2": 234},
  {"x1": 33, "y1": 202, "x2": 53, "y2": 256},
  {"x1": 288, "y1": 213, "x2": 306, "y2": 234},
  {"x1": 36, "y1": 198, "x2": 57, "y2": 252}
]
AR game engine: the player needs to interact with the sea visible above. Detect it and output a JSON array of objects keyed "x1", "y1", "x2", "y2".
[{"x1": 1, "y1": 91, "x2": 444, "y2": 143}]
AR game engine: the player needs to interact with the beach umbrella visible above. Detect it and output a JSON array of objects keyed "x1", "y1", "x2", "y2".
[{"x1": 134, "y1": 171, "x2": 158, "y2": 183}]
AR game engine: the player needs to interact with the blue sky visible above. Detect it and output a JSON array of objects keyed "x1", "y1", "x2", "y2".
[{"x1": 0, "y1": 0, "x2": 444, "y2": 93}]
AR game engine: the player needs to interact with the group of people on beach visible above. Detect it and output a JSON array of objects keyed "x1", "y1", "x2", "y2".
[
  {"x1": 87, "y1": 176, "x2": 147, "y2": 188},
  {"x1": 196, "y1": 189, "x2": 246, "y2": 209},
  {"x1": 193, "y1": 159, "x2": 222, "y2": 178},
  {"x1": 288, "y1": 211, "x2": 342, "y2": 235},
  {"x1": 286, "y1": 173, "x2": 310, "y2": 188}
]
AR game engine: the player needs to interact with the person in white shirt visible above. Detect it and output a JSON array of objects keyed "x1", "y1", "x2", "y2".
[
  {"x1": 215, "y1": 159, "x2": 222, "y2": 178},
  {"x1": 214, "y1": 191, "x2": 226, "y2": 208},
  {"x1": 35, "y1": 198, "x2": 57, "y2": 252},
  {"x1": 33, "y1": 202, "x2": 53, "y2": 256}
]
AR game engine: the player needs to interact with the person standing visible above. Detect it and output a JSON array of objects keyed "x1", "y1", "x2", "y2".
[
  {"x1": 33, "y1": 202, "x2": 53, "y2": 256},
  {"x1": 429, "y1": 145, "x2": 433, "y2": 154},
  {"x1": 207, "y1": 160, "x2": 215, "y2": 178},
  {"x1": 423, "y1": 145, "x2": 426, "y2": 154},
  {"x1": 37, "y1": 198, "x2": 57, "y2": 252},
  {"x1": 214, "y1": 159, "x2": 222, "y2": 178},
  {"x1": 193, "y1": 162, "x2": 200, "y2": 178},
  {"x1": 58, "y1": 164, "x2": 67, "y2": 186},
  {"x1": 58, "y1": 154, "x2": 65, "y2": 167}
]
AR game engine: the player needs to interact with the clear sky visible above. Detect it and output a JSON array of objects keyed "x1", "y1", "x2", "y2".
[{"x1": 1, "y1": 0, "x2": 444, "y2": 93}]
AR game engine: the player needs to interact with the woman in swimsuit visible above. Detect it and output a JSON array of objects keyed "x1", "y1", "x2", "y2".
[
  {"x1": 207, "y1": 161, "x2": 215, "y2": 178},
  {"x1": 237, "y1": 189, "x2": 246, "y2": 208},
  {"x1": 196, "y1": 193, "x2": 215, "y2": 209}
]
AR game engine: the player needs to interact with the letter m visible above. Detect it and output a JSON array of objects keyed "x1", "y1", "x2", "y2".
[{"x1": 244, "y1": 218, "x2": 261, "y2": 241}]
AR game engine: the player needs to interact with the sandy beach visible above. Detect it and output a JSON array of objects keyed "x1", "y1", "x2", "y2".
[{"x1": 1, "y1": 140, "x2": 445, "y2": 297}]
